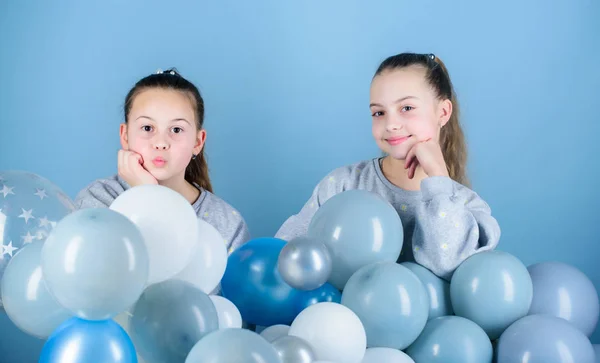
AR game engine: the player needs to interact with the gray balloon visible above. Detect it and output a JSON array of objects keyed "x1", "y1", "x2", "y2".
[
  {"x1": 272, "y1": 335, "x2": 316, "y2": 363},
  {"x1": 186, "y1": 328, "x2": 281, "y2": 363},
  {"x1": 496, "y1": 314, "x2": 595, "y2": 363},
  {"x1": 307, "y1": 190, "x2": 404, "y2": 290},
  {"x1": 260, "y1": 324, "x2": 290, "y2": 342},
  {"x1": 528, "y1": 261, "x2": 599, "y2": 337},
  {"x1": 130, "y1": 279, "x2": 219, "y2": 363},
  {"x1": 278, "y1": 236, "x2": 332, "y2": 291}
]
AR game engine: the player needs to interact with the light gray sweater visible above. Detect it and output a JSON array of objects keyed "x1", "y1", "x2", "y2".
[{"x1": 275, "y1": 158, "x2": 501, "y2": 280}]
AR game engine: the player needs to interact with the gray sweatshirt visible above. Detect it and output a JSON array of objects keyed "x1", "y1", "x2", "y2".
[
  {"x1": 275, "y1": 158, "x2": 501, "y2": 280},
  {"x1": 73, "y1": 175, "x2": 251, "y2": 254}
]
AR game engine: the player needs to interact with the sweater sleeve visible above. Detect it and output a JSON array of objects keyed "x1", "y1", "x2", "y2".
[{"x1": 411, "y1": 176, "x2": 501, "y2": 281}]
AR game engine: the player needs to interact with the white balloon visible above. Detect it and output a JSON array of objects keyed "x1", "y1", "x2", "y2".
[
  {"x1": 110, "y1": 185, "x2": 198, "y2": 284},
  {"x1": 209, "y1": 295, "x2": 242, "y2": 329},
  {"x1": 289, "y1": 302, "x2": 366, "y2": 363},
  {"x1": 173, "y1": 219, "x2": 228, "y2": 294},
  {"x1": 361, "y1": 348, "x2": 415, "y2": 363}
]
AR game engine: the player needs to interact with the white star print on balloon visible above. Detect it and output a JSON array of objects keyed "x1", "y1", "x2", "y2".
[
  {"x1": 22, "y1": 231, "x2": 35, "y2": 244},
  {"x1": 1, "y1": 185, "x2": 15, "y2": 198},
  {"x1": 34, "y1": 188, "x2": 48, "y2": 200},
  {"x1": 0, "y1": 170, "x2": 76, "y2": 306},
  {"x1": 39, "y1": 216, "x2": 51, "y2": 228},
  {"x1": 18, "y1": 208, "x2": 34, "y2": 224},
  {"x1": 2, "y1": 241, "x2": 17, "y2": 257}
]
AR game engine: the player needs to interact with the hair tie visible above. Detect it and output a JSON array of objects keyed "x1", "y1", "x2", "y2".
[{"x1": 155, "y1": 68, "x2": 178, "y2": 76}]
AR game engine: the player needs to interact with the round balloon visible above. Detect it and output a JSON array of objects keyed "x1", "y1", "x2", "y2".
[
  {"x1": 362, "y1": 348, "x2": 415, "y2": 363},
  {"x1": 221, "y1": 237, "x2": 305, "y2": 326},
  {"x1": 129, "y1": 279, "x2": 219, "y2": 363},
  {"x1": 185, "y1": 328, "x2": 280, "y2": 363},
  {"x1": 307, "y1": 190, "x2": 404, "y2": 290},
  {"x1": 41, "y1": 208, "x2": 149, "y2": 320},
  {"x1": 0, "y1": 170, "x2": 74, "y2": 303},
  {"x1": 39, "y1": 317, "x2": 137, "y2": 363},
  {"x1": 260, "y1": 324, "x2": 290, "y2": 343},
  {"x1": 277, "y1": 235, "x2": 332, "y2": 291},
  {"x1": 496, "y1": 314, "x2": 595, "y2": 363},
  {"x1": 405, "y1": 316, "x2": 492, "y2": 363},
  {"x1": 1, "y1": 241, "x2": 71, "y2": 338},
  {"x1": 272, "y1": 335, "x2": 316, "y2": 363},
  {"x1": 341, "y1": 262, "x2": 429, "y2": 349},
  {"x1": 174, "y1": 219, "x2": 228, "y2": 294},
  {"x1": 401, "y1": 262, "x2": 453, "y2": 320},
  {"x1": 527, "y1": 261, "x2": 599, "y2": 337},
  {"x1": 110, "y1": 184, "x2": 198, "y2": 284},
  {"x1": 209, "y1": 295, "x2": 242, "y2": 329},
  {"x1": 450, "y1": 250, "x2": 532, "y2": 340},
  {"x1": 289, "y1": 302, "x2": 366, "y2": 363}
]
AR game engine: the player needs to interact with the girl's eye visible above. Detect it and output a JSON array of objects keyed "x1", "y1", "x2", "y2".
[
  {"x1": 172, "y1": 127, "x2": 183, "y2": 134},
  {"x1": 142, "y1": 125, "x2": 153, "y2": 132},
  {"x1": 401, "y1": 106, "x2": 414, "y2": 112},
  {"x1": 372, "y1": 111, "x2": 384, "y2": 117}
]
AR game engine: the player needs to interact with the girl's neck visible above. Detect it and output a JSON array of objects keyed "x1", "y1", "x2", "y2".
[
  {"x1": 380, "y1": 155, "x2": 427, "y2": 191},
  {"x1": 158, "y1": 175, "x2": 200, "y2": 204}
]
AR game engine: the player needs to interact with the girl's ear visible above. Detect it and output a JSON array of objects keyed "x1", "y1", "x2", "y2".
[
  {"x1": 438, "y1": 99, "x2": 453, "y2": 128},
  {"x1": 119, "y1": 123, "x2": 129, "y2": 149},
  {"x1": 193, "y1": 129, "x2": 207, "y2": 155}
]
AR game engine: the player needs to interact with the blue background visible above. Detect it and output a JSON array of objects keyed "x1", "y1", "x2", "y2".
[{"x1": 1, "y1": 0, "x2": 599, "y2": 360}]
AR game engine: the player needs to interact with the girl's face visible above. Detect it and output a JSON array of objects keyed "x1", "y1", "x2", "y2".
[
  {"x1": 370, "y1": 66, "x2": 452, "y2": 160},
  {"x1": 120, "y1": 88, "x2": 205, "y2": 182}
]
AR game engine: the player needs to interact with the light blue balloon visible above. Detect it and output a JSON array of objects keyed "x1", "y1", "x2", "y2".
[
  {"x1": 341, "y1": 261, "x2": 429, "y2": 349},
  {"x1": 593, "y1": 344, "x2": 599, "y2": 363},
  {"x1": 130, "y1": 279, "x2": 219, "y2": 363},
  {"x1": 1, "y1": 240, "x2": 71, "y2": 338},
  {"x1": 39, "y1": 317, "x2": 137, "y2": 363},
  {"x1": 307, "y1": 189, "x2": 404, "y2": 290},
  {"x1": 41, "y1": 208, "x2": 149, "y2": 320},
  {"x1": 0, "y1": 170, "x2": 75, "y2": 303},
  {"x1": 450, "y1": 250, "x2": 532, "y2": 340},
  {"x1": 405, "y1": 316, "x2": 492, "y2": 363},
  {"x1": 496, "y1": 314, "x2": 595, "y2": 363},
  {"x1": 528, "y1": 261, "x2": 599, "y2": 337},
  {"x1": 402, "y1": 262, "x2": 453, "y2": 320},
  {"x1": 185, "y1": 328, "x2": 281, "y2": 363}
]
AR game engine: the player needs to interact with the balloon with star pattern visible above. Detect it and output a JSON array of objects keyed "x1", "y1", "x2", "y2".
[{"x1": 0, "y1": 170, "x2": 75, "y2": 304}]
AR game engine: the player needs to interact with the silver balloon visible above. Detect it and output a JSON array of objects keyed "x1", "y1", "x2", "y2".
[
  {"x1": 272, "y1": 335, "x2": 316, "y2": 363},
  {"x1": 260, "y1": 324, "x2": 290, "y2": 342},
  {"x1": 277, "y1": 236, "x2": 332, "y2": 291}
]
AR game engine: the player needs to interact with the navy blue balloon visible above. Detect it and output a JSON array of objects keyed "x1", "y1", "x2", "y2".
[
  {"x1": 496, "y1": 314, "x2": 595, "y2": 363},
  {"x1": 39, "y1": 317, "x2": 137, "y2": 363},
  {"x1": 221, "y1": 237, "x2": 305, "y2": 326},
  {"x1": 295, "y1": 282, "x2": 341, "y2": 315},
  {"x1": 0, "y1": 171, "x2": 74, "y2": 303}
]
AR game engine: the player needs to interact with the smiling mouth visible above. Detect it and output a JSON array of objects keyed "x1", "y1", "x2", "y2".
[{"x1": 386, "y1": 135, "x2": 411, "y2": 146}]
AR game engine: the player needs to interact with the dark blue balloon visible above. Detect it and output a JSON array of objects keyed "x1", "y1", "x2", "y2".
[
  {"x1": 221, "y1": 237, "x2": 305, "y2": 326},
  {"x1": 295, "y1": 282, "x2": 341, "y2": 315},
  {"x1": 39, "y1": 317, "x2": 137, "y2": 363}
]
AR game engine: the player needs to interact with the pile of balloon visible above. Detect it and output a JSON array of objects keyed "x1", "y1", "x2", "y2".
[{"x1": 0, "y1": 169, "x2": 599, "y2": 363}]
